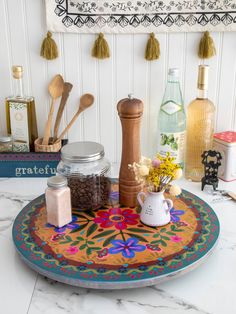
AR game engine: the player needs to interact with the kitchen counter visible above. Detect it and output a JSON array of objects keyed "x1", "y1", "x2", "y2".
[{"x1": 1, "y1": 174, "x2": 236, "y2": 314}]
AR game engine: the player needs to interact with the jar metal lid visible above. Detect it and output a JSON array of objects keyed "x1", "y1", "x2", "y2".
[
  {"x1": 0, "y1": 136, "x2": 12, "y2": 143},
  {"x1": 61, "y1": 142, "x2": 105, "y2": 163},
  {"x1": 47, "y1": 175, "x2": 68, "y2": 188}
]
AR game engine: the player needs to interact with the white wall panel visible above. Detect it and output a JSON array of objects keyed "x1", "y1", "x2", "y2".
[
  {"x1": 24, "y1": 0, "x2": 49, "y2": 138},
  {"x1": 0, "y1": 0, "x2": 12, "y2": 134},
  {"x1": 0, "y1": 0, "x2": 235, "y2": 162},
  {"x1": 133, "y1": 34, "x2": 149, "y2": 157},
  {"x1": 183, "y1": 32, "x2": 200, "y2": 108},
  {"x1": 62, "y1": 33, "x2": 83, "y2": 142},
  {"x1": 115, "y1": 35, "x2": 134, "y2": 163},
  {"x1": 216, "y1": 32, "x2": 236, "y2": 132},
  {"x1": 149, "y1": 33, "x2": 168, "y2": 157},
  {"x1": 80, "y1": 34, "x2": 98, "y2": 143}
]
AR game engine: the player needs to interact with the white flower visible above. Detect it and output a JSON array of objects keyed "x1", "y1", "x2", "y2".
[
  {"x1": 169, "y1": 185, "x2": 182, "y2": 196},
  {"x1": 139, "y1": 165, "x2": 149, "y2": 176},
  {"x1": 140, "y1": 156, "x2": 152, "y2": 166},
  {"x1": 173, "y1": 168, "x2": 183, "y2": 180}
]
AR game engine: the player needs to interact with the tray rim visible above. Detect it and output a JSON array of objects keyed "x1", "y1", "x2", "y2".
[{"x1": 14, "y1": 237, "x2": 218, "y2": 289}]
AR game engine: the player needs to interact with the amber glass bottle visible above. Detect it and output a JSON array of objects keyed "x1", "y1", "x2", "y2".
[
  {"x1": 6, "y1": 66, "x2": 38, "y2": 152},
  {"x1": 185, "y1": 65, "x2": 215, "y2": 181}
]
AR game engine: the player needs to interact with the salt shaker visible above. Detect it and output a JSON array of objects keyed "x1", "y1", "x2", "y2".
[{"x1": 45, "y1": 175, "x2": 72, "y2": 227}]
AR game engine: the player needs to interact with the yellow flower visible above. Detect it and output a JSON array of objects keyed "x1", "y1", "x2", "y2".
[
  {"x1": 169, "y1": 185, "x2": 182, "y2": 196},
  {"x1": 129, "y1": 152, "x2": 182, "y2": 192}
]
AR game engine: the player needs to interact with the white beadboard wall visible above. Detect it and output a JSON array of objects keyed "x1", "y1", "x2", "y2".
[{"x1": 0, "y1": 0, "x2": 236, "y2": 162}]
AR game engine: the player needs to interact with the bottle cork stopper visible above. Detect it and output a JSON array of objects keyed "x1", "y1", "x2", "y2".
[
  {"x1": 197, "y1": 65, "x2": 209, "y2": 90},
  {"x1": 12, "y1": 65, "x2": 23, "y2": 79}
]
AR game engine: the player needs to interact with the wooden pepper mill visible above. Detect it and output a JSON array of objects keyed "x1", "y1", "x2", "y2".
[{"x1": 117, "y1": 94, "x2": 144, "y2": 207}]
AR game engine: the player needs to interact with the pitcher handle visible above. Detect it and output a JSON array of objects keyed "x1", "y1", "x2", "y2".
[
  {"x1": 137, "y1": 192, "x2": 147, "y2": 207},
  {"x1": 164, "y1": 199, "x2": 173, "y2": 213}
]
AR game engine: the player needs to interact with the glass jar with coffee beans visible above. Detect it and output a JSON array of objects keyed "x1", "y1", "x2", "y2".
[{"x1": 57, "y1": 142, "x2": 111, "y2": 210}]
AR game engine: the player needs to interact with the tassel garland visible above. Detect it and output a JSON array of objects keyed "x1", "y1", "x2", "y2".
[
  {"x1": 39, "y1": 31, "x2": 216, "y2": 62},
  {"x1": 92, "y1": 33, "x2": 110, "y2": 59},
  {"x1": 40, "y1": 31, "x2": 58, "y2": 60},
  {"x1": 198, "y1": 31, "x2": 216, "y2": 59},
  {"x1": 145, "y1": 33, "x2": 160, "y2": 61}
]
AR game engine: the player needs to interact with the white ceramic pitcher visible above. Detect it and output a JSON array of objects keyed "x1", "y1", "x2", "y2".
[{"x1": 137, "y1": 191, "x2": 173, "y2": 227}]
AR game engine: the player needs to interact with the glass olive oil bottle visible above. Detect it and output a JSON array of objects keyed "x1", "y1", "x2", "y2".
[{"x1": 6, "y1": 66, "x2": 38, "y2": 152}]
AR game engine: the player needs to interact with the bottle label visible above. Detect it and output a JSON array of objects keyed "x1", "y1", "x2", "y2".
[
  {"x1": 161, "y1": 101, "x2": 181, "y2": 115},
  {"x1": 159, "y1": 131, "x2": 185, "y2": 164},
  {"x1": 9, "y1": 102, "x2": 30, "y2": 152}
]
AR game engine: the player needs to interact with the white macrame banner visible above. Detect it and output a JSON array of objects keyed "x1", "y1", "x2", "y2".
[{"x1": 46, "y1": 0, "x2": 236, "y2": 33}]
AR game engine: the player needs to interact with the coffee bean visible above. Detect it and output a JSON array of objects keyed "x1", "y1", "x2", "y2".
[{"x1": 68, "y1": 175, "x2": 111, "y2": 210}]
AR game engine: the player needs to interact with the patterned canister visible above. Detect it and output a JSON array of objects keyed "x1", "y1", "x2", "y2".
[{"x1": 213, "y1": 131, "x2": 236, "y2": 181}]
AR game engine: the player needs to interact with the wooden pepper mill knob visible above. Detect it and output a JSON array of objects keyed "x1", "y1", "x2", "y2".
[{"x1": 117, "y1": 94, "x2": 144, "y2": 207}]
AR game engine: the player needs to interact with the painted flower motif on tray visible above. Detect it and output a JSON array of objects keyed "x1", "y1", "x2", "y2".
[
  {"x1": 170, "y1": 235, "x2": 182, "y2": 243},
  {"x1": 97, "y1": 248, "x2": 109, "y2": 258},
  {"x1": 146, "y1": 244, "x2": 162, "y2": 252},
  {"x1": 46, "y1": 215, "x2": 79, "y2": 233},
  {"x1": 94, "y1": 208, "x2": 139, "y2": 230},
  {"x1": 170, "y1": 208, "x2": 185, "y2": 222},
  {"x1": 66, "y1": 246, "x2": 78, "y2": 255},
  {"x1": 50, "y1": 233, "x2": 66, "y2": 242},
  {"x1": 108, "y1": 238, "x2": 145, "y2": 258},
  {"x1": 175, "y1": 221, "x2": 189, "y2": 227},
  {"x1": 138, "y1": 265, "x2": 148, "y2": 271},
  {"x1": 118, "y1": 266, "x2": 128, "y2": 273}
]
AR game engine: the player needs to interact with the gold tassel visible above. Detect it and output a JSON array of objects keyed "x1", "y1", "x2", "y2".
[
  {"x1": 92, "y1": 33, "x2": 110, "y2": 59},
  {"x1": 40, "y1": 31, "x2": 58, "y2": 60},
  {"x1": 198, "y1": 31, "x2": 216, "y2": 59},
  {"x1": 145, "y1": 33, "x2": 160, "y2": 61}
]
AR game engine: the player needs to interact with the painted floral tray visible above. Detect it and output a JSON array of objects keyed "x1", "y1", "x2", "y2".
[{"x1": 12, "y1": 181, "x2": 220, "y2": 289}]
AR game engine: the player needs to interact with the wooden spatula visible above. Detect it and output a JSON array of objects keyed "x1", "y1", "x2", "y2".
[{"x1": 53, "y1": 82, "x2": 73, "y2": 141}]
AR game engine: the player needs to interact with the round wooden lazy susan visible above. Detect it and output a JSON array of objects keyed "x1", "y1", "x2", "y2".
[{"x1": 12, "y1": 181, "x2": 219, "y2": 289}]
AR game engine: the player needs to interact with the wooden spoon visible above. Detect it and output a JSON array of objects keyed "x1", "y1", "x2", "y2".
[
  {"x1": 53, "y1": 82, "x2": 73, "y2": 141},
  {"x1": 54, "y1": 93, "x2": 94, "y2": 144},
  {"x1": 42, "y1": 74, "x2": 64, "y2": 145}
]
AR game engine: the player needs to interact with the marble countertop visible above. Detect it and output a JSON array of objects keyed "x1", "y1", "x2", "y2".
[{"x1": 1, "y1": 174, "x2": 236, "y2": 314}]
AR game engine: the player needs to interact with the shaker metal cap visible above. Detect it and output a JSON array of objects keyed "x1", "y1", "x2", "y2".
[
  {"x1": 47, "y1": 175, "x2": 68, "y2": 188},
  {"x1": 61, "y1": 141, "x2": 105, "y2": 163}
]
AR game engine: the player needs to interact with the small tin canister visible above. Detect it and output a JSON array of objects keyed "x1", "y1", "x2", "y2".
[{"x1": 213, "y1": 131, "x2": 236, "y2": 182}]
